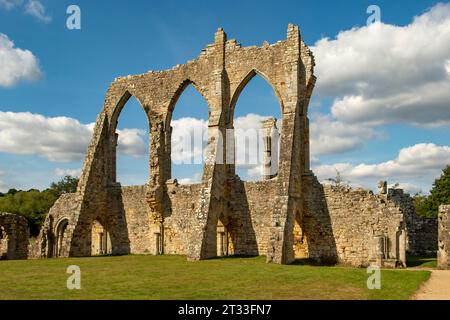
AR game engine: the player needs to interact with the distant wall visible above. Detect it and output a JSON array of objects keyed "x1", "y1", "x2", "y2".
[
  {"x1": 0, "y1": 212, "x2": 29, "y2": 260},
  {"x1": 388, "y1": 189, "x2": 437, "y2": 256},
  {"x1": 302, "y1": 175, "x2": 406, "y2": 267}
]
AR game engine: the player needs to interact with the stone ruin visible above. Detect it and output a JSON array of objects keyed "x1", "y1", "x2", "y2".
[
  {"x1": 438, "y1": 205, "x2": 450, "y2": 269},
  {"x1": 12, "y1": 24, "x2": 437, "y2": 268},
  {"x1": 0, "y1": 213, "x2": 29, "y2": 260}
]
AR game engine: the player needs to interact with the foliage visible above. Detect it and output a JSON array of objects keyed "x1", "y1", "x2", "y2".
[
  {"x1": 413, "y1": 165, "x2": 450, "y2": 218},
  {"x1": 0, "y1": 176, "x2": 79, "y2": 236},
  {"x1": 327, "y1": 169, "x2": 345, "y2": 187},
  {"x1": 50, "y1": 175, "x2": 79, "y2": 196}
]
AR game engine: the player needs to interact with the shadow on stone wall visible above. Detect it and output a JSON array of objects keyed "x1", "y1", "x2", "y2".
[
  {"x1": 107, "y1": 186, "x2": 132, "y2": 255},
  {"x1": 228, "y1": 177, "x2": 259, "y2": 256},
  {"x1": 302, "y1": 175, "x2": 338, "y2": 265}
]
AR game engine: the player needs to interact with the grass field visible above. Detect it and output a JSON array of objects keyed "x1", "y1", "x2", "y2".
[{"x1": 0, "y1": 255, "x2": 430, "y2": 300}]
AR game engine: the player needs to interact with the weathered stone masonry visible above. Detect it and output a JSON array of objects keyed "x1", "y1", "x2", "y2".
[
  {"x1": 0, "y1": 213, "x2": 29, "y2": 260},
  {"x1": 36, "y1": 25, "x2": 412, "y2": 267},
  {"x1": 438, "y1": 205, "x2": 450, "y2": 269}
]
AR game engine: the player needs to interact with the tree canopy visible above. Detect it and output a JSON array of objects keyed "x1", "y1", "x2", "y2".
[
  {"x1": 414, "y1": 165, "x2": 450, "y2": 218},
  {"x1": 0, "y1": 176, "x2": 79, "y2": 236}
]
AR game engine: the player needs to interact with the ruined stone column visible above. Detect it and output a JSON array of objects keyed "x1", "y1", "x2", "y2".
[
  {"x1": 187, "y1": 28, "x2": 229, "y2": 261},
  {"x1": 261, "y1": 118, "x2": 279, "y2": 180},
  {"x1": 438, "y1": 205, "x2": 450, "y2": 269}
]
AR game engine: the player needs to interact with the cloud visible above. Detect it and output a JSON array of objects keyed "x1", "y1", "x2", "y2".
[
  {"x1": 0, "y1": 0, "x2": 51, "y2": 22},
  {"x1": 310, "y1": 114, "x2": 377, "y2": 156},
  {"x1": 312, "y1": 2, "x2": 450, "y2": 127},
  {"x1": 116, "y1": 128, "x2": 147, "y2": 157},
  {"x1": 313, "y1": 143, "x2": 450, "y2": 194},
  {"x1": 54, "y1": 168, "x2": 81, "y2": 177},
  {"x1": 177, "y1": 173, "x2": 202, "y2": 185},
  {"x1": 0, "y1": 0, "x2": 23, "y2": 10},
  {"x1": 171, "y1": 117, "x2": 207, "y2": 164},
  {"x1": 0, "y1": 170, "x2": 7, "y2": 193},
  {"x1": 0, "y1": 33, "x2": 42, "y2": 87},
  {"x1": 24, "y1": 0, "x2": 50, "y2": 23},
  {"x1": 0, "y1": 112, "x2": 147, "y2": 162}
]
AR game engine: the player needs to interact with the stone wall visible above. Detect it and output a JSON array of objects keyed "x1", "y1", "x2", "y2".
[
  {"x1": 438, "y1": 205, "x2": 450, "y2": 269},
  {"x1": 37, "y1": 24, "x2": 412, "y2": 268},
  {"x1": 387, "y1": 189, "x2": 437, "y2": 256},
  {"x1": 0, "y1": 212, "x2": 29, "y2": 260},
  {"x1": 302, "y1": 175, "x2": 406, "y2": 267}
]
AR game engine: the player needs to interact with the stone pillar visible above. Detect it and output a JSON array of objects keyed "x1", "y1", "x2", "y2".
[
  {"x1": 399, "y1": 229, "x2": 406, "y2": 267},
  {"x1": 438, "y1": 205, "x2": 450, "y2": 269},
  {"x1": 187, "y1": 27, "x2": 228, "y2": 261},
  {"x1": 378, "y1": 181, "x2": 387, "y2": 195},
  {"x1": 372, "y1": 235, "x2": 386, "y2": 267},
  {"x1": 261, "y1": 118, "x2": 279, "y2": 180}
]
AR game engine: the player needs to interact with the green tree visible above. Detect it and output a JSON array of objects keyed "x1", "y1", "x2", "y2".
[
  {"x1": 0, "y1": 176, "x2": 79, "y2": 236},
  {"x1": 414, "y1": 165, "x2": 450, "y2": 217},
  {"x1": 50, "y1": 175, "x2": 79, "y2": 196},
  {"x1": 428, "y1": 165, "x2": 450, "y2": 214}
]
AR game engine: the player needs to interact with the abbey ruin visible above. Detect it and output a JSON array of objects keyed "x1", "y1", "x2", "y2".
[{"x1": 0, "y1": 25, "x2": 444, "y2": 267}]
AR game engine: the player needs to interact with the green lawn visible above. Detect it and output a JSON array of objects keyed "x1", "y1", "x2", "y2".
[{"x1": 0, "y1": 255, "x2": 430, "y2": 300}]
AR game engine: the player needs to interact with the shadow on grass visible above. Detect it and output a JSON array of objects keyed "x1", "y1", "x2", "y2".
[
  {"x1": 407, "y1": 256, "x2": 437, "y2": 268},
  {"x1": 209, "y1": 254, "x2": 259, "y2": 260}
]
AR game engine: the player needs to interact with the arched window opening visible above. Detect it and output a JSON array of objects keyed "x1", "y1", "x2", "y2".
[
  {"x1": 91, "y1": 219, "x2": 111, "y2": 256},
  {"x1": 170, "y1": 84, "x2": 209, "y2": 185},
  {"x1": 293, "y1": 213, "x2": 308, "y2": 259},
  {"x1": 217, "y1": 218, "x2": 234, "y2": 257},
  {"x1": 55, "y1": 219, "x2": 69, "y2": 257},
  {"x1": 232, "y1": 74, "x2": 281, "y2": 181},
  {"x1": 115, "y1": 96, "x2": 150, "y2": 186}
]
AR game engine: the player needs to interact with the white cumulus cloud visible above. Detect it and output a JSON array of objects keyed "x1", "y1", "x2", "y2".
[
  {"x1": 312, "y1": 2, "x2": 450, "y2": 127},
  {"x1": 0, "y1": 112, "x2": 148, "y2": 162},
  {"x1": 54, "y1": 168, "x2": 81, "y2": 177},
  {"x1": 313, "y1": 143, "x2": 450, "y2": 194},
  {"x1": 0, "y1": 33, "x2": 42, "y2": 87}
]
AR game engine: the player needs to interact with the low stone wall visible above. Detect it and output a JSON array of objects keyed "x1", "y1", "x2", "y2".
[
  {"x1": 302, "y1": 175, "x2": 406, "y2": 267},
  {"x1": 388, "y1": 189, "x2": 437, "y2": 256},
  {"x1": 0, "y1": 212, "x2": 29, "y2": 260},
  {"x1": 438, "y1": 205, "x2": 450, "y2": 269}
]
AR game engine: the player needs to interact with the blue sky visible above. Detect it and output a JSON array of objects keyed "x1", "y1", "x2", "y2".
[{"x1": 0, "y1": 0, "x2": 449, "y2": 194}]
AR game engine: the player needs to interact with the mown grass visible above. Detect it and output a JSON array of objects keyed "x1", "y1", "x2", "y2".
[{"x1": 0, "y1": 255, "x2": 430, "y2": 300}]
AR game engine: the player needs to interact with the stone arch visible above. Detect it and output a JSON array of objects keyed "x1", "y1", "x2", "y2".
[
  {"x1": 229, "y1": 69, "x2": 284, "y2": 124},
  {"x1": 91, "y1": 218, "x2": 111, "y2": 256},
  {"x1": 229, "y1": 69, "x2": 282, "y2": 181},
  {"x1": 293, "y1": 210, "x2": 308, "y2": 259},
  {"x1": 54, "y1": 218, "x2": 69, "y2": 257},
  {"x1": 109, "y1": 90, "x2": 151, "y2": 184},
  {"x1": 165, "y1": 79, "x2": 211, "y2": 182},
  {"x1": 110, "y1": 90, "x2": 149, "y2": 136},
  {"x1": 165, "y1": 79, "x2": 211, "y2": 131}
]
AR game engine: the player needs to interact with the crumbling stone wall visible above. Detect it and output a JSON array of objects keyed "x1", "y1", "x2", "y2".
[
  {"x1": 438, "y1": 205, "x2": 450, "y2": 269},
  {"x1": 38, "y1": 24, "x2": 409, "y2": 268},
  {"x1": 39, "y1": 24, "x2": 315, "y2": 264},
  {"x1": 0, "y1": 213, "x2": 29, "y2": 260},
  {"x1": 302, "y1": 175, "x2": 407, "y2": 267},
  {"x1": 387, "y1": 188, "x2": 437, "y2": 256}
]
